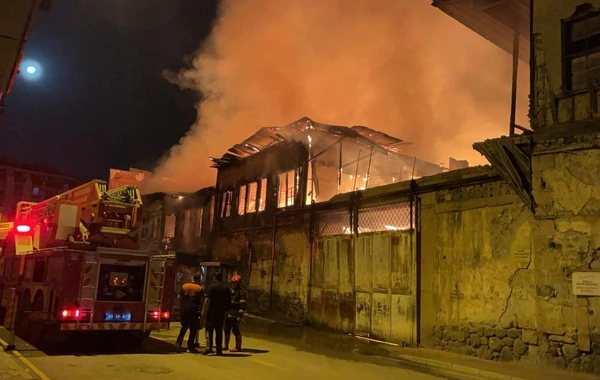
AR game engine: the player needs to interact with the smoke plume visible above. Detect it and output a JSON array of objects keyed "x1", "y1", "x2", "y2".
[{"x1": 144, "y1": 0, "x2": 529, "y2": 193}]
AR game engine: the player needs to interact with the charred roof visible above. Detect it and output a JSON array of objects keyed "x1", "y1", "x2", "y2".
[{"x1": 210, "y1": 117, "x2": 414, "y2": 169}]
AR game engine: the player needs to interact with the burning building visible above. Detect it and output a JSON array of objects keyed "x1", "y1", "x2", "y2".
[
  {"x1": 211, "y1": 116, "x2": 443, "y2": 222},
  {"x1": 137, "y1": 1, "x2": 600, "y2": 374}
]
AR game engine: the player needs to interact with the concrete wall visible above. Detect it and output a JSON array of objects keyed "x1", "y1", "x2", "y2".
[
  {"x1": 420, "y1": 180, "x2": 537, "y2": 360},
  {"x1": 212, "y1": 212, "x2": 310, "y2": 324},
  {"x1": 533, "y1": 0, "x2": 600, "y2": 127},
  {"x1": 530, "y1": 132, "x2": 600, "y2": 372},
  {"x1": 418, "y1": 129, "x2": 600, "y2": 374}
]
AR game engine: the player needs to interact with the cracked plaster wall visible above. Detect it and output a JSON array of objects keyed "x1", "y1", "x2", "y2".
[
  {"x1": 531, "y1": 144, "x2": 600, "y2": 372},
  {"x1": 421, "y1": 181, "x2": 535, "y2": 333}
]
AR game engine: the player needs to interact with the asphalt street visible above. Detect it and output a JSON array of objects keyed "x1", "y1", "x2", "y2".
[{"x1": 0, "y1": 323, "x2": 450, "y2": 380}]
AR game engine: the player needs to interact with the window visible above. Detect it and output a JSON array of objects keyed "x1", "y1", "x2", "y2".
[
  {"x1": 306, "y1": 162, "x2": 315, "y2": 205},
  {"x1": 220, "y1": 191, "x2": 232, "y2": 218},
  {"x1": 97, "y1": 263, "x2": 146, "y2": 302},
  {"x1": 238, "y1": 185, "x2": 247, "y2": 215},
  {"x1": 32, "y1": 187, "x2": 40, "y2": 196},
  {"x1": 183, "y1": 209, "x2": 191, "y2": 239},
  {"x1": 259, "y1": 178, "x2": 267, "y2": 211},
  {"x1": 247, "y1": 182, "x2": 258, "y2": 213},
  {"x1": 564, "y1": 6, "x2": 600, "y2": 92},
  {"x1": 195, "y1": 208, "x2": 203, "y2": 237},
  {"x1": 33, "y1": 260, "x2": 46, "y2": 282},
  {"x1": 277, "y1": 170, "x2": 297, "y2": 208},
  {"x1": 164, "y1": 215, "x2": 176, "y2": 238}
]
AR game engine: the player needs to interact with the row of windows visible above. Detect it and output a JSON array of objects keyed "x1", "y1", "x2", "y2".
[
  {"x1": 144, "y1": 208, "x2": 205, "y2": 240},
  {"x1": 220, "y1": 169, "x2": 300, "y2": 219}
]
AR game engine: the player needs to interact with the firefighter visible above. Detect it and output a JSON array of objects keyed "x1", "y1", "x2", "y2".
[
  {"x1": 176, "y1": 273, "x2": 203, "y2": 353},
  {"x1": 201, "y1": 271, "x2": 230, "y2": 355},
  {"x1": 224, "y1": 274, "x2": 246, "y2": 352}
]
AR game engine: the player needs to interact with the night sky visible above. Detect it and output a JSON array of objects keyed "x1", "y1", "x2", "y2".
[{"x1": 1, "y1": 0, "x2": 217, "y2": 180}]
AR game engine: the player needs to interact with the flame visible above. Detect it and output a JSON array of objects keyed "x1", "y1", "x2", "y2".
[{"x1": 144, "y1": 0, "x2": 529, "y2": 193}]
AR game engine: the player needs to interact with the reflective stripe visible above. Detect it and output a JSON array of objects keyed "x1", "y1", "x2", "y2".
[{"x1": 60, "y1": 322, "x2": 168, "y2": 331}]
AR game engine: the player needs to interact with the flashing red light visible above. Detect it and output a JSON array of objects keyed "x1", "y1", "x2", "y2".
[
  {"x1": 149, "y1": 309, "x2": 169, "y2": 319},
  {"x1": 61, "y1": 309, "x2": 84, "y2": 320},
  {"x1": 16, "y1": 225, "x2": 31, "y2": 233}
]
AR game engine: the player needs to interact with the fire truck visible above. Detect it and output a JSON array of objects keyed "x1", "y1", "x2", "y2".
[{"x1": 0, "y1": 180, "x2": 176, "y2": 345}]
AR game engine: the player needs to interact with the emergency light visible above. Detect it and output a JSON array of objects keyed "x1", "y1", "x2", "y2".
[{"x1": 15, "y1": 224, "x2": 32, "y2": 234}]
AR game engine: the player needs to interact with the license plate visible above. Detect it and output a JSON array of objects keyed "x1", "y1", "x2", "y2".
[{"x1": 105, "y1": 312, "x2": 131, "y2": 322}]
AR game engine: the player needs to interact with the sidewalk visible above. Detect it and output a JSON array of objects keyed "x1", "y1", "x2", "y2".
[
  {"x1": 0, "y1": 348, "x2": 35, "y2": 379},
  {"x1": 387, "y1": 346, "x2": 599, "y2": 380},
  {"x1": 238, "y1": 314, "x2": 599, "y2": 380}
]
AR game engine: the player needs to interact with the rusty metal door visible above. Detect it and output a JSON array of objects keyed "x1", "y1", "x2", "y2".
[
  {"x1": 354, "y1": 231, "x2": 415, "y2": 345},
  {"x1": 310, "y1": 236, "x2": 354, "y2": 332}
]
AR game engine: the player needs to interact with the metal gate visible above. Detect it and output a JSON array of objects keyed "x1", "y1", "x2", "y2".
[
  {"x1": 354, "y1": 231, "x2": 415, "y2": 345},
  {"x1": 311, "y1": 199, "x2": 416, "y2": 346}
]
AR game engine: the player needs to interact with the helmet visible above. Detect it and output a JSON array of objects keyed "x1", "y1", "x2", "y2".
[{"x1": 231, "y1": 274, "x2": 241, "y2": 282}]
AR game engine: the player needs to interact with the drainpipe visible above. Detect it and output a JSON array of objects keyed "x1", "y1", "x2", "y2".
[
  {"x1": 410, "y1": 179, "x2": 420, "y2": 347},
  {"x1": 307, "y1": 200, "x2": 316, "y2": 320},
  {"x1": 510, "y1": 30, "x2": 520, "y2": 136},
  {"x1": 268, "y1": 213, "x2": 277, "y2": 311},
  {"x1": 529, "y1": 0, "x2": 536, "y2": 129}
]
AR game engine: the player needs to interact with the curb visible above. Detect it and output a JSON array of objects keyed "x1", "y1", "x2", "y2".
[
  {"x1": 395, "y1": 354, "x2": 527, "y2": 380},
  {"x1": 0, "y1": 335, "x2": 49, "y2": 380},
  {"x1": 0, "y1": 348, "x2": 36, "y2": 379}
]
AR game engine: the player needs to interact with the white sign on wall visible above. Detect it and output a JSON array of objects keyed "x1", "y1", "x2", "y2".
[{"x1": 572, "y1": 271, "x2": 600, "y2": 296}]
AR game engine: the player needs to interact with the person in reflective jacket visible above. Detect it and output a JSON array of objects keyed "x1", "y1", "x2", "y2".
[
  {"x1": 224, "y1": 274, "x2": 246, "y2": 352},
  {"x1": 176, "y1": 273, "x2": 203, "y2": 353}
]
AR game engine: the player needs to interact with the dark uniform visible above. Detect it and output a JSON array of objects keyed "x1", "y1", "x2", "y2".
[
  {"x1": 176, "y1": 278, "x2": 203, "y2": 351},
  {"x1": 203, "y1": 274, "x2": 230, "y2": 355},
  {"x1": 224, "y1": 277, "x2": 246, "y2": 352}
]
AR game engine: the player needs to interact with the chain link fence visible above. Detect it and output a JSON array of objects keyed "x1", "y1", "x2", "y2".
[
  {"x1": 317, "y1": 208, "x2": 351, "y2": 236},
  {"x1": 358, "y1": 200, "x2": 412, "y2": 233},
  {"x1": 316, "y1": 198, "x2": 412, "y2": 237}
]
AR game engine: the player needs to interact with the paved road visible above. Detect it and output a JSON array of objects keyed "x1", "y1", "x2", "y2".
[{"x1": 0, "y1": 325, "x2": 448, "y2": 380}]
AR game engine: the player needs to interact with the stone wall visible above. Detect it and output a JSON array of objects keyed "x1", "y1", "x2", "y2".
[{"x1": 434, "y1": 323, "x2": 533, "y2": 362}]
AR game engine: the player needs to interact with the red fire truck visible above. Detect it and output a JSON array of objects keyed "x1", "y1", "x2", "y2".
[{"x1": 0, "y1": 180, "x2": 177, "y2": 344}]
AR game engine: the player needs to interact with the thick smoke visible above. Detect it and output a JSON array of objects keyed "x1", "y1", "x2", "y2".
[{"x1": 144, "y1": 0, "x2": 529, "y2": 193}]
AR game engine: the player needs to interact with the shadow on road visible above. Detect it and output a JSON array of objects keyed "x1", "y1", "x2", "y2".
[
  {"x1": 0, "y1": 328, "x2": 179, "y2": 357},
  {"x1": 219, "y1": 353, "x2": 252, "y2": 357},
  {"x1": 242, "y1": 348, "x2": 269, "y2": 354}
]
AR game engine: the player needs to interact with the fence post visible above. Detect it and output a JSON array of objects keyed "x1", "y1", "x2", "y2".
[{"x1": 268, "y1": 213, "x2": 277, "y2": 311}]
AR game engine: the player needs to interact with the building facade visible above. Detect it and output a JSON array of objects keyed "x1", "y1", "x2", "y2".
[
  {"x1": 143, "y1": 2, "x2": 600, "y2": 373},
  {"x1": 0, "y1": 161, "x2": 81, "y2": 221},
  {"x1": 139, "y1": 188, "x2": 215, "y2": 319}
]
